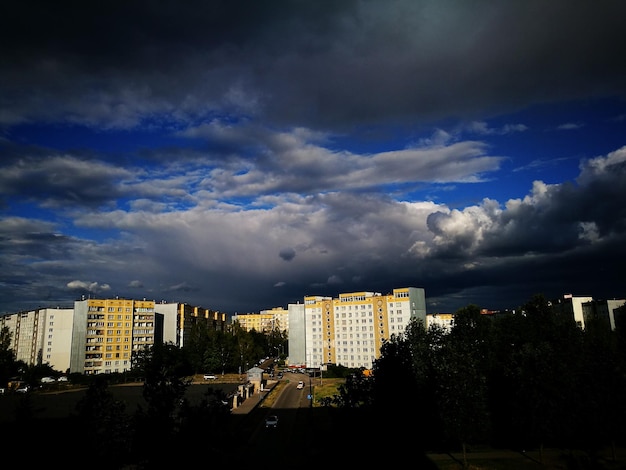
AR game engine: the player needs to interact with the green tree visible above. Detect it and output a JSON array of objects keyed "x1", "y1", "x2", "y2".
[
  {"x1": 131, "y1": 342, "x2": 191, "y2": 466},
  {"x1": 434, "y1": 305, "x2": 491, "y2": 465},
  {"x1": 504, "y1": 295, "x2": 585, "y2": 461},
  {"x1": 75, "y1": 375, "x2": 132, "y2": 467},
  {"x1": 0, "y1": 326, "x2": 16, "y2": 387}
]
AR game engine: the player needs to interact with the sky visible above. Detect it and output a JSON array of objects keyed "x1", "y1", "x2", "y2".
[{"x1": 1, "y1": 0, "x2": 626, "y2": 317}]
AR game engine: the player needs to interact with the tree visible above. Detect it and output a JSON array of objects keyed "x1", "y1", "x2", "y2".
[
  {"x1": 434, "y1": 305, "x2": 491, "y2": 465},
  {"x1": 131, "y1": 342, "x2": 191, "y2": 466},
  {"x1": 75, "y1": 375, "x2": 132, "y2": 467},
  {"x1": 0, "y1": 326, "x2": 16, "y2": 387}
]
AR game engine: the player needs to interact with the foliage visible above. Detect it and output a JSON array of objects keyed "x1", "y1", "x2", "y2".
[
  {"x1": 367, "y1": 294, "x2": 626, "y2": 459},
  {"x1": 74, "y1": 375, "x2": 133, "y2": 467}
]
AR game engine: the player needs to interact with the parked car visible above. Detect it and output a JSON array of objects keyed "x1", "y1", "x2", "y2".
[
  {"x1": 16, "y1": 385, "x2": 30, "y2": 393},
  {"x1": 41, "y1": 376, "x2": 56, "y2": 383},
  {"x1": 57, "y1": 376, "x2": 68, "y2": 382},
  {"x1": 203, "y1": 374, "x2": 217, "y2": 380},
  {"x1": 265, "y1": 415, "x2": 279, "y2": 428}
]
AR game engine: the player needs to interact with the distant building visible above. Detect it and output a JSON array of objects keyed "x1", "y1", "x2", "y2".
[
  {"x1": 550, "y1": 294, "x2": 594, "y2": 329},
  {"x1": 232, "y1": 307, "x2": 289, "y2": 333},
  {"x1": 427, "y1": 312, "x2": 454, "y2": 332},
  {"x1": 1, "y1": 297, "x2": 225, "y2": 375},
  {"x1": 581, "y1": 298, "x2": 626, "y2": 331},
  {"x1": 294, "y1": 287, "x2": 426, "y2": 370},
  {"x1": 154, "y1": 301, "x2": 227, "y2": 348},
  {"x1": 0, "y1": 306, "x2": 74, "y2": 373}
]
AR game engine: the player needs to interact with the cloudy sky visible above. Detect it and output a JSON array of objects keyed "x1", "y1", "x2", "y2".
[{"x1": 1, "y1": 0, "x2": 626, "y2": 317}]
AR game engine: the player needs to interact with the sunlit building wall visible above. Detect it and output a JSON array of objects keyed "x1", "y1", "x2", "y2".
[
  {"x1": 427, "y1": 312, "x2": 454, "y2": 332},
  {"x1": 0, "y1": 307, "x2": 74, "y2": 372},
  {"x1": 287, "y1": 303, "x2": 306, "y2": 368},
  {"x1": 71, "y1": 297, "x2": 155, "y2": 375},
  {"x1": 301, "y1": 287, "x2": 426, "y2": 370},
  {"x1": 550, "y1": 294, "x2": 594, "y2": 329},
  {"x1": 232, "y1": 307, "x2": 288, "y2": 333}
]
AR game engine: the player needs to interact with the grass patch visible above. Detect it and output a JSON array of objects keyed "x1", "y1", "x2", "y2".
[
  {"x1": 311, "y1": 377, "x2": 344, "y2": 407},
  {"x1": 259, "y1": 377, "x2": 345, "y2": 408}
]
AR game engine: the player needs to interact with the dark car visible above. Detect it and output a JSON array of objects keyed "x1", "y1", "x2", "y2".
[{"x1": 265, "y1": 415, "x2": 279, "y2": 428}]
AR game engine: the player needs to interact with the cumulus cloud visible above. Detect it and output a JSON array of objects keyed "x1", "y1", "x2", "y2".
[{"x1": 67, "y1": 280, "x2": 111, "y2": 293}]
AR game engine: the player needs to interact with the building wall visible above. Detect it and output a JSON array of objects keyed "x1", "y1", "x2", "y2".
[
  {"x1": 154, "y1": 302, "x2": 227, "y2": 348},
  {"x1": 0, "y1": 307, "x2": 74, "y2": 372},
  {"x1": 427, "y1": 313, "x2": 454, "y2": 332},
  {"x1": 300, "y1": 287, "x2": 426, "y2": 370},
  {"x1": 73, "y1": 298, "x2": 150, "y2": 375},
  {"x1": 287, "y1": 303, "x2": 306, "y2": 368},
  {"x1": 232, "y1": 308, "x2": 289, "y2": 333},
  {"x1": 3, "y1": 298, "x2": 223, "y2": 375},
  {"x1": 551, "y1": 294, "x2": 594, "y2": 329},
  {"x1": 41, "y1": 307, "x2": 74, "y2": 373},
  {"x1": 582, "y1": 298, "x2": 626, "y2": 331}
]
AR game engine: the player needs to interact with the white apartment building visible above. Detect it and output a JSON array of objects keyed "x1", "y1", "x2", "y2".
[
  {"x1": 296, "y1": 287, "x2": 426, "y2": 370},
  {"x1": 427, "y1": 312, "x2": 455, "y2": 332},
  {"x1": 0, "y1": 307, "x2": 74, "y2": 373}
]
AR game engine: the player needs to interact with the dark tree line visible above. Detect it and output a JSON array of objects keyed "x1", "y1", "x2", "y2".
[{"x1": 370, "y1": 294, "x2": 626, "y2": 465}]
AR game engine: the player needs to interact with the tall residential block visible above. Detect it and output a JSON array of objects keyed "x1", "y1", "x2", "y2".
[
  {"x1": 71, "y1": 297, "x2": 156, "y2": 375},
  {"x1": 296, "y1": 287, "x2": 426, "y2": 370},
  {"x1": 0, "y1": 307, "x2": 74, "y2": 373}
]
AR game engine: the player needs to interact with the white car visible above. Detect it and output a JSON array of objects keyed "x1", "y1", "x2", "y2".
[
  {"x1": 297, "y1": 380, "x2": 304, "y2": 389},
  {"x1": 203, "y1": 374, "x2": 217, "y2": 380},
  {"x1": 41, "y1": 376, "x2": 56, "y2": 383}
]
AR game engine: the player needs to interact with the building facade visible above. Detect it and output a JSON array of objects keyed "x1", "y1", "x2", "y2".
[
  {"x1": 295, "y1": 287, "x2": 426, "y2": 370},
  {"x1": 0, "y1": 307, "x2": 74, "y2": 373},
  {"x1": 154, "y1": 301, "x2": 227, "y2": 348},
  {"x1": 231, "y1": 307, "x2": 289, "y2": 333},
  {"x1": 581, "y1": 298, "x2": 626, "y2": 331},
  {"x1": 550, "y1": 294, "x2": 594, "y2": 329},
  {"x1": 70, "y1": 297, "x2": 156, "y2": 375},
  {"x1": 426, "y1": 312, "x2": 455, "y2": 332}
]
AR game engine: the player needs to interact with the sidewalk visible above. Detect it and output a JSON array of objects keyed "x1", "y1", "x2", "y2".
[{"x1": 230, "y1": 382, "x2": 276, "y2": 414}]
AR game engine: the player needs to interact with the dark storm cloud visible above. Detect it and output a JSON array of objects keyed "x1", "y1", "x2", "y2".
[
  {"x1": 417, "y1": 147, "x2": 626, "y2": 307},
  {"x1": 1, "y1": 0, "x2": 625, "y2": 316},
  {"x1": 1, "y1": 1, "x2": 625, "y2": 129},
  {"x1": 279, "y1": 247, "x2": 296, "y2": 261},
  {"x1": 0, "y1": 155, "x2": 131, "y2": 208}
]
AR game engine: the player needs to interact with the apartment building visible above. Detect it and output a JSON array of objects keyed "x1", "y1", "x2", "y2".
[
  {"x1": 0, "y1": 306, "x2": 74, "y2": 373},
  {"x1": 581, "y1": 298, "x2": 626, "y2": 331},
  {"x1": 292, "y1": 287, "x2": 426, "y2": 370},
  {"x1": 154, "y1": 301, "x2": 227, "y2": 348},
  {"x1": 1, "y1": 298, "x2": 227, "y2": 375},
  {"x1": 427, "y1": 312, "x2": 455, "y2": 332},
  {"x1": 550, "y1": 294, "x2": 594, "y2": 329},
  {"x1": 231, "y1": 306, "x2": 289, "y2": 333},
  {"x1": 70, "y1": 297, "x2": 157, "y2": 375}
]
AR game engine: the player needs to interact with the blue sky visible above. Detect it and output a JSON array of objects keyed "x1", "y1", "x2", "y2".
[{"x1": 1, "y1": 0, "x2": 625, "y2": 316}]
